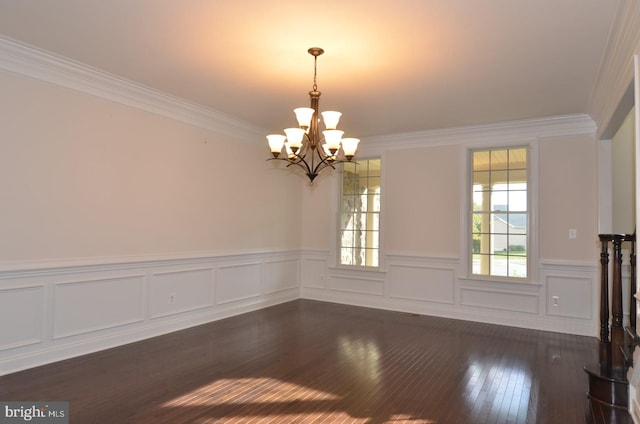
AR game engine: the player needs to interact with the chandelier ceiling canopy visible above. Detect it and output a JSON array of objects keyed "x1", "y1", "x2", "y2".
[{"x1": 266, "y1": 47, "x2": 359, "y2": 185}]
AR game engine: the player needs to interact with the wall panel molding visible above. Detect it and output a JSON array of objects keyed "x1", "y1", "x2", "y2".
[
  {"x1": 1, "y1": 250, "x2": 600, "y2": 375},
  {"x1": 0, "y1": 286, "x2": 44, "y2": 350},
  {"x1": 264, "y1": 258, "x2": 299, "y2": 294},
  {"x1": 53, "y1": 274, "x2": 146, "y2": 339},
  {"x1": 301, "y1": 251, "x2": 599, "y2": 337},
  {"x1": 459, "y1": 287, "x2": 539, "y2": 314},
  {"x1": 0, "y1": 251, "x2": 299, "y2": 376},
  {"x1": 149, "y1": 267, "x2": 214, "y2": 319},
  {"x1": 217, "y1": 262, "x2": 262, "y2": 305},
  {"x1": 387, "y1": 264, "x2": 455, "y2": 304}
]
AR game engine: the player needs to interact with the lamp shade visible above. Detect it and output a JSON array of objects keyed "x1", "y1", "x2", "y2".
[
  {"x1": 284, "y1": 128, "x2": 305, "y2": 150},
  {"x1": 341, "y1": 137, "x2": 360, "y2": 159},
  {"x1": 266, "y1": 134, "x2": 286, "y2": 155},
  {"x1": 294, "y1": 108, "x2": 315, "y2": 129},
  {"x1": 323, "y1": 130, "x2": 343, "y2": 151},
  {"x1": 321, "y1": 111, "x2": 342, "y2": 130}
]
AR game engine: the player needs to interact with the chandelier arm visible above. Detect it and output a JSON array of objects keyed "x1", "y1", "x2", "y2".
[
  {"x1": 290, "y1": 141, "x2": 314, "y2": 175},
  {"x1": 312, "y1": 157, "x2": 353, "y2": 175},
  {"x1": 267, "y1": 155, "x2": 314, "y2": 175}
]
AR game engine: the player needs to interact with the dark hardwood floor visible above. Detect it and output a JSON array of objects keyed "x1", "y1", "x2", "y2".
[{"x1": 0, "y1": 300, "x2": 609, "y2": 423}]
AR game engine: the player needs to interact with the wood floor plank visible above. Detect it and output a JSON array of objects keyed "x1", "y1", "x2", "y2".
[{"x1": 0, "y1": 300, "x2": 608, "y2": 423}]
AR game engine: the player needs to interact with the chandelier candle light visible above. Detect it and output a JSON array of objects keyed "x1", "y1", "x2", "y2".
[{"x1": 266, "y1": 47, "x2": 359, "y2": 184}]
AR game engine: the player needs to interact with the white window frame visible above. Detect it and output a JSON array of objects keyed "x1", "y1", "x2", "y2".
[
  {"x1": 336, "y1": 157, "x2": 383, "y2": 270},
  {"x1": 463, "y1": 142, "x2": 538, "y2": 284}
]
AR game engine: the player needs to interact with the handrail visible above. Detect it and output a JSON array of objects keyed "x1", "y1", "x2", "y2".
[{"x1": 598, "y1": 233, "x2": 636, "y2": 343}]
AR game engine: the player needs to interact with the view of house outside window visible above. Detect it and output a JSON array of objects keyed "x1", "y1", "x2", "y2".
[
  {"x1": 340, "y1": 158, "x2": 381, "y2": 267},
  {"x1": 471, "y1": 147, "x2": 528, "y2": 279}
]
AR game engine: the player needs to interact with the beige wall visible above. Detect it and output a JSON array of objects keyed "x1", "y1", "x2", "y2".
[
  {"x1": 539, "y1": 134, "x2": 599, "y2": 261},
  {"x1": 299, "y1": 176, "x2": 334, "y2": 251},
  {"x1": 0, "y1": 72, "x2": 301, "y2": 261},
  {"x1": 384, "y1": 145, "x2": 461, "y2": 257},
  {"x1": 612, "y1": 106, "x2": 636, "y2": 234}
]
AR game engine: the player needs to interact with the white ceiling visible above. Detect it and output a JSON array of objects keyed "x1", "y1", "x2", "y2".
[{"x1": 0, "y1": 0, "x2": 621, "y2": 138}]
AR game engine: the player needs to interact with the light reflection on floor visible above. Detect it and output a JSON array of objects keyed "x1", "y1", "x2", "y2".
[
  {"x1": 464, "y1": 360, "x2": 534, "y2": 421},
  {"x1": 156, "y1": 375, "x2": 435, "y2": 423},
  {"x1": 337, "y1": 335, "x2": 383, "y2": 383}
]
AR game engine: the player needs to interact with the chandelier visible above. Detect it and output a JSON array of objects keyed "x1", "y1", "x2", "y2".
[{"x1": 266, "y1": 47, "x2": 359, "y2": 185}]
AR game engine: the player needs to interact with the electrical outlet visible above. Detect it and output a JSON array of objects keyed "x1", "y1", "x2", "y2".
[
  {"x1": 569, "y1": 229, "x2": 577, "y2": 239},
  {"x1": 552, "y1": 296, "x2": 560, "y2": 307},
  {"x1": 169, "y1": 294, "x2": 176, "y2": 303}
]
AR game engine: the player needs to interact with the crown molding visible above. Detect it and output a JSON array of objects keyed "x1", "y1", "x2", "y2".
[
  {"x1": 0, "y1": 35, "x2": 265, "y2": 143},
  {"x1": 0, "y1": 34, "x2": 603, "y2": 150},
  {"x1": 358, "y1": 114, "x2": 596, "y2": 156},
  {"x1": 588, "y1": 0, "x2": 640, "y2": 138}
]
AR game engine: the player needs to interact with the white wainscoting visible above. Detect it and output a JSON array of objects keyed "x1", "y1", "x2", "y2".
[
  {"x1": 388, "y1": 263, "x2": 455, "y2": 304},
  {"x1": 54, "y1": 274, "x2": 146, "y2": 339},
  {"x1": 301, "y1": 250, "x2": 599, "y2": 337},
  {"x1": 150, "y1": 267, "x2": 214, "y2": 319},
  {"x1": 217, "y1": 262, "x2": 262, "y2": 305},
  {"x1": 0, "y1": 285, "x2": 44, "y2": 351},
  {"x1": 0, "y1": 250, "x2": 299, "y2": 375},
  {"x1": 264, "y1": 259, "x2": 299, "y2": 294},
  {"x1": 459, "y1": 285, "x2": 539, "y2": 314},
  {"x1": 1, "y1": 250, "x2": 599, "y2": 375}
]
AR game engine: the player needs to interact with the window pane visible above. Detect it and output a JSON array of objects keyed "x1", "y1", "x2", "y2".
[
  {"x1": 509, "y1": 148, "x2": 527, "y2": 168},
  {"x1": 490, "y1": 150, "x2": 509, "y2": 170},
  {"x1": 340, "y1": 158, "x2": 380, "y2": 268},
  {"x1": 508, "y1": 191, "x2": 527, "y2": 211},
  {"x1": 508, "y1": 257, "x2": 527, "y2": 278},
  {"x1": 357, "y1": 178, "x2": 368, "y2": 193},
  {"x1": 365, "y1": 195, "x2": 380, "y2": 212},
  {"x1": 509, "y1": 169, "x2": 527, "y2": 184},
  {"x1": 509, "y1": 234, "x2": 527, "y2": 251},
  {"x1": 473, "y1": 151, "x2": 490, "y2": 171},
  {"x1": 470, "y1": 147, "x2": 528, "y2": 279},
  {"x1": 492, "y1": 234, "x2": 508, "y2": 254},
  {"x1": 474, "y1": 171, "x2": 491, "y2": 186},
  {"x1": 341, "y1": 248, "x2": 354, "y2": 265},
  {"x1": 341, "y1": 230, "x2": 354, "y2": 246},
  {"x1": 472, "y1": 213, "x2": 489, "y2": 234},
  {"x1": 473, "y1": 184, "x2": 489, "y2": 211},
  {"x1": 473, "y1": 254, "x2": 490, "y2": 275},
  {"x1": 491, "y1": 191, "x2": 508, "y2": 210},
  {"x1": 491, "y1": 170, "x2": 508, "y2": 186},
  {"x1": 368, "y1": 177, "x2": 381, "y2": 191},
  {"x1": 492, "y1": 256, "x2": 509, "y2": 277},
  {"x1": 507, "y1": 214, "x2": 527, "y2": 231},
  {"x1": 369, "y1": 249, "x2": 379, "y2": 267}
]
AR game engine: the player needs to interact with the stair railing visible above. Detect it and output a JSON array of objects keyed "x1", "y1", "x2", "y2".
[{"x1": 599, "y1": 233, "x2": 636, "y2": 343}]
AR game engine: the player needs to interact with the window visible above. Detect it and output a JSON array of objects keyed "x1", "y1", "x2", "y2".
[
  {"x1": 340, "y1": 158, "x2": 381, "y2": 267},
  {"x1": 471, "y1": 147, "x2": 528, "y2": 279}
]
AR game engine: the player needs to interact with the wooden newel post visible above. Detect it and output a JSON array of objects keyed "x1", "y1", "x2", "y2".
[
  {"x1": 600, "y1": 235, "x2": 610, "y2": 342},
  {"x1": 612, "y1": 235, "x2": 624, "y2": 328}
]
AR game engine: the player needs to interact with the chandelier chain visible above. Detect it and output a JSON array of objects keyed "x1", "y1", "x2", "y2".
[{"x1": 313, "y1": 55, "x2": 318, "y2": 91}]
